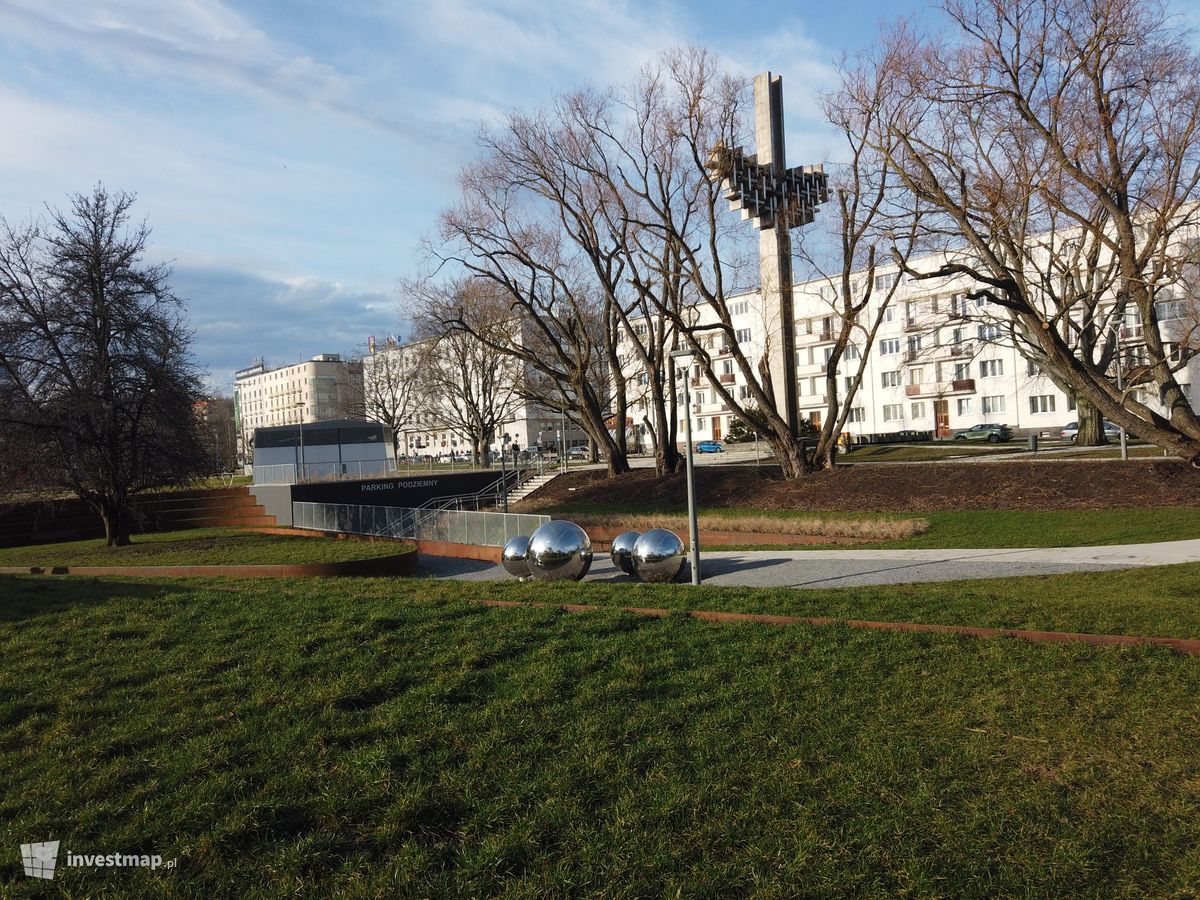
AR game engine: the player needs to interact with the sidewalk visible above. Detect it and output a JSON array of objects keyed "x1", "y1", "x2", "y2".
[{"x1": 420, "y1": 539, "x2": 1200, "y2": 589}]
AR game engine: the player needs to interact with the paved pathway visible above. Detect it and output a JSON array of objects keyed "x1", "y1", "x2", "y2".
[{"x1": 418, "y1": 539, "x2": 1200, "y2": 589}]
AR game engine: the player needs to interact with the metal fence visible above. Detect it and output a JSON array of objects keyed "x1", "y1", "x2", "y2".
[{"x1": 291, "y1": 501, "x2": 549, "y2": 547}]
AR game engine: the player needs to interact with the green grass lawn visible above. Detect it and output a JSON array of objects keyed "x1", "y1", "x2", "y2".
[
  {"x1": 0, "y1": 528, "x2": 412, "y2": 568},
  {"x1": 1, "y1": 576, "x2": 1198, "y2": 896},
  {"x1": 841, "y1": 442, "x2": 1023, "y2": 462},
  {"x1": 423, "y1": 563, "x2": 1200, "y2": 640}
]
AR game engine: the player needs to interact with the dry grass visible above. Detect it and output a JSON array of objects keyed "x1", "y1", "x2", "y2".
[{"x1": 570, "y1": 512, "x2": 930, "y2": 541}]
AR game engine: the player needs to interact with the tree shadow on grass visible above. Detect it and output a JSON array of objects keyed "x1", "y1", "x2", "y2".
[{"x1": 0, "y1": 575, "x2": 175, "y2": 624}]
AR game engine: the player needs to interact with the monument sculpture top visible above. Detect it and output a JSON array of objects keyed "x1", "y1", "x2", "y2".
[
  {"x1": 707, "y1": 73, "x2": 828, "y2": 230},
  {"x1": 707, "y1": 72, "x2": 828, "y2": 440}
]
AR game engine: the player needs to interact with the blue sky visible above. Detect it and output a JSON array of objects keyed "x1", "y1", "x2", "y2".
[{"x1": 1, "y1": 0, "x2": 946, "y2": 392}]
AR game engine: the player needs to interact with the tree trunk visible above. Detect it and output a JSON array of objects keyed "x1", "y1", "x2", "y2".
[
  {"x1": 765, "y1": 432, "x2": 809, "y2": 479},
  {"x1": 99, "y1": 499, "x2": 132, "y2": 547},
  {"x1": 1075, "y1": 396, "x2": 1107, "y2": 446}
]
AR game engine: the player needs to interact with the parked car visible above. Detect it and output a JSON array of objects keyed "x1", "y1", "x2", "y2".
[
  {"x1": 696, "y1": 440, "x2": 724, "y2": 453},
  {"x1": 1059, "y1": 420, "x2": 1123, "y2": 442},
  {"x1": 953, "y1": 423, "x2": 1012, "y2": 443},
  {"x1": 566, "y1": 446, "x2": 590, "y2": 459}
]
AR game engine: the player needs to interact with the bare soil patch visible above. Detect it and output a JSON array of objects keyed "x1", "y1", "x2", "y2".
[{"x1": 516, "y1": 460, "x2": 1200, "y2": 512}]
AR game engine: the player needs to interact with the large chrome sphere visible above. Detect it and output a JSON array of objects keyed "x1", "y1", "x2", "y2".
[
  {"x1": 527, "y1": 520, "x2": 593, "y2": 581},
  {"x1": 632, "y1": 528, "x2": 686, "y2": 583},
  {"x1": 609, "y1": 530, "x2": 641, "y2": 575},
  {"x1": 501, "y1": 534, "x2": 532, "y2": 579}
]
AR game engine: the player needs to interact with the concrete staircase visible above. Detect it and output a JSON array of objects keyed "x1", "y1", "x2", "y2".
[
  {"x1": 506, "y1": 471, "x2": 559, "y2": 506},
  {"x1": 0, "y1": 487, "x2": 276, "y2": 547}
]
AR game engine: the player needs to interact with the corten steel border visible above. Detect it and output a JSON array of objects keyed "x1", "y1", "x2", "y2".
[
  {"x1": 473, "y1": 599, "x2": 1200, "y2": 657},
  {"x1": 0, "y1": 551, "x2": 418, "y2": 578}
]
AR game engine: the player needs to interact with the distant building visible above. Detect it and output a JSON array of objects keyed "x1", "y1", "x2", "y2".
[
  {"x1": 251, "y1": 419, "x2": 393, "y2": 483},
  {"x1": 233, "y1": 354, "x2": 364, "y2": 467}
]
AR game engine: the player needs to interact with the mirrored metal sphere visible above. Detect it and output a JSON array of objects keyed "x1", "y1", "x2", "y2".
[
  {"x1": 632, "y1": 528, "x2": 686, "y2": 583},
  {"x1": 610, "y1": 530, "x2": 641, "y2": 575},
  {"x1": 501, "y1": 535, "x2": 532, "y2": 579},
  {"x1": 527, "y1": 520, "x2": 593, "y2": 581}
]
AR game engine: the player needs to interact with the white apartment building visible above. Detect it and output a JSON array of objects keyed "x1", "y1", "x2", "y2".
[
  {"x1": 233, "y1": 354, "x2": 364, "y2": 464},
  {"x1": 362, "y1": 339, "x2": 588, "y2": 460},
  {"x1": 624, "y1": 259, "x2": 1199, "y2": 448}
]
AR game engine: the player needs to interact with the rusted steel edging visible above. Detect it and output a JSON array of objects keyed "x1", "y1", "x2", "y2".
[{"x1": 473, "y1": 599, "x2": 1200, "y2": 657}]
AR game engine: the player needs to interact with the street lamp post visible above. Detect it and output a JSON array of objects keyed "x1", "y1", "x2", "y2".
[
  {"x1": 293, "y1": 401, "x2": 306, "y2": 482},
  {"x1": 670, "y1": 348, "x2": 702, "y2": 585}
]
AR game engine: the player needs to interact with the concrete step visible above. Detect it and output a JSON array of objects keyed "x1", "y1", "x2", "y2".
[{"x1": 507, "y1": 473, "x2": 559, "y2": 503}]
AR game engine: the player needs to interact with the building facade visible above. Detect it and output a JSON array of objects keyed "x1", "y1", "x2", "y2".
[
  {"x1": 233, "y1": 354, "x2": 364, "y2": 466},
  {"x1": 623, "y1": 257, "x2": 1199, "y2": 448}
]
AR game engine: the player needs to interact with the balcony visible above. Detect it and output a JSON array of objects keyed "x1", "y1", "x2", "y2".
[
  {"x1": 946, "y1": 343, "x2": 974, "y2": 357},
  {"x1": 719, "y1": 373, "x2": 736, "y2": 384},
  {"x1": 903, "y1": 379, "x2": 976, "y2": 398},
  {"x1": 903, "y1": 350, "x2": 921, "y2": 363},
  {"x1": 904, "y1": 318, "x2": 924, "y2": 332}
]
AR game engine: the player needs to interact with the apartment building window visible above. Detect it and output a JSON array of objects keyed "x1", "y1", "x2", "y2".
[
  {"x1": 730, "y1": 300, "x2": 750, "y2": 316},
  {"x1": 844, "y1": 343, "x2": 861, "y2": 360},
  {"x1": 735, "y1": 328, "x2": 752, "y2": 344},
  {"x1": 721, "y1": 359, "x2": 734, "y2": 375},
  {"x1": 978, "y1": 323, "x2": 1003, "y2": 341},
  {"x1": 875, "y1": 272, "x2": 898, "y2": 291},
  {"x1": 1158, "y1": 299, "x2": 1185, "y2": 321},
  {"x1": 844, "y1": 376, "x2": 855, "y2": 393},
  {"x1": 1026, "y1": 360, "x2": 1044, "y2": 377},
  {"x1": 847, "y1": 407, "x2": 866, "y2": 423},
  {"x1": 880, "y1": 338, "x2": 900, "y2": 355},
  {"x1": 882, "y1": 404, "x2": 903, "y2": 422},
  {"x1": 957, "y1": 398, "x2": 971, "y2": 415},
  {"x1": 979, "y1": 359, "x2": 1003, "y2": 377},
  {"x1": 696, "y1": 418, "x2": 706, "y2": 430},
  {"x1": 881, "y1": 370, "x2": 902, "y2": 388},
  {"x1": 819, "y1": 284, "x2": 837, "y2": 302},
  {"x1": 695, "y1": 392, "x2": 706, "y2": 405},
  {"x1": 911, "y1": 401, "x2": 927, "y2": 419},
  {"x1": 738, "y1": 385, "x2": 751, "y2": 400},
  {"x1": 951, "y1": 327, "x2": 966, "y2": 345},
  {"x1": 908, "y1": 367, "x2": 924, "y2": 386},
  {"x1": 982, "y1": 395, "x2": 1005, "y2": 415},
  {"x1": 954, "y1": 362, "x2": 970, "y2": 380},
  {"x1": 907, "y1": 335, "x2": 923, "y2": 354},
  {"x1": 883, "y1": 307, "x2": 897, "y2": 323},
  {"x1": 1029, "y1": 395, "x2": 1056, "y2": 414}
]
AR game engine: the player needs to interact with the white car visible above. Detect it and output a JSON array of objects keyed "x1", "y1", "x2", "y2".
[{"x1": 1059, "y1": 420, "x2": 1122, "y2": 442}]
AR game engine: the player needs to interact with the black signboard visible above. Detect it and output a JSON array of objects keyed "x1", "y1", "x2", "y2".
[{"x1": 290, "y1": 471, "x2": 503, "y2": 508}]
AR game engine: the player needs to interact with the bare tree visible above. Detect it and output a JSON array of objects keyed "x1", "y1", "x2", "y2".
[
  {"x1": 360, "y1": 338, "x2": 426, "y2": 458},
  {"x1": 794, "y1": 47, "x2": 925, "y2": 469},
  {"x1": 413, "y1": 284, "x2": 524, "y2": 467},
  {"x1": 0, "y1": 186, "x2": 207, "y2": 545},
  {"x1": 869, "y1": 0, "x2": 1200, "y2": 462},
  {"x1": 426, "y1": 104, "x2": 635, "y2": 476}
]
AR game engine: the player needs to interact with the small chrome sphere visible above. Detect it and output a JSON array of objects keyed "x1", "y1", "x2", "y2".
[
  {"x1": 632, "y1": 528, "x2": 686, "y2": 583},
  {"x1": 609, "y1": 530, "x2": 641, "y2": 575},
  {"x1": 527, "y1": 520, "x2": 593, "y2": 581},
  {"x1": 501, "y1": 534, "x2": 532, "y2": 579}
]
